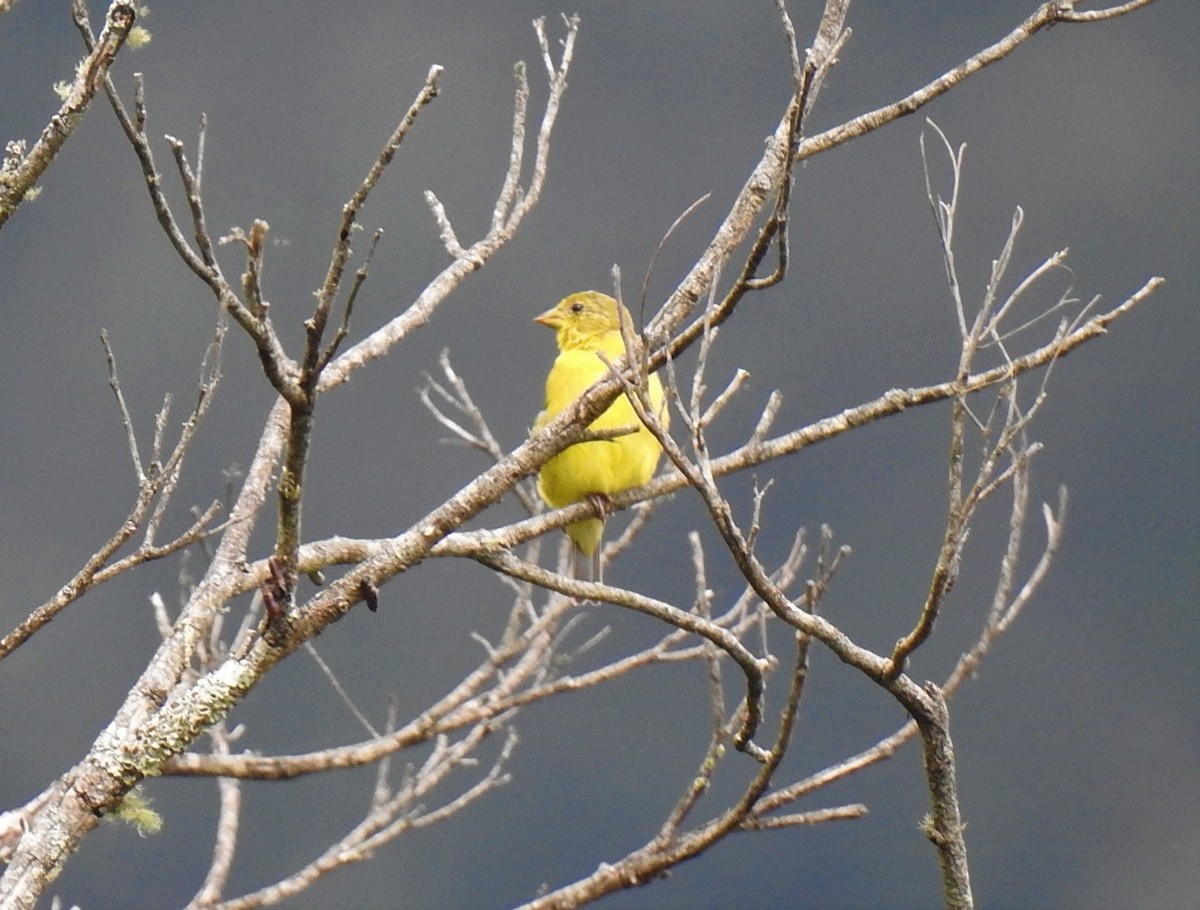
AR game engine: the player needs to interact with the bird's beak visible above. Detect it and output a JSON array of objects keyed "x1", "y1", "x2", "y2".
[{"x1": 534, "y1": 307, "x2": 562, "y2": 328}]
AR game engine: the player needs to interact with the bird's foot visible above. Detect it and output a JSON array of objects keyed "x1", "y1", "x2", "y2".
[{"x1": 585, "y1": 492, "x2": 614, "y2": 521}]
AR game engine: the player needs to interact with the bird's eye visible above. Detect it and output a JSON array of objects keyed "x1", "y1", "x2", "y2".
[{"x1": 570, "y1": 302, "x2": 585, "y2": 314}]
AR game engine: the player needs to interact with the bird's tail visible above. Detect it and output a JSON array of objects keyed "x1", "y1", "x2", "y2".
[{"x1": 567, "y1": 516, "x2": 604, "y2": 583}]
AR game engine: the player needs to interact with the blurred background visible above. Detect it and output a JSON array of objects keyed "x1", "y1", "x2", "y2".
[{"x1": 1, "y1": 2, "x2": 1196, "y2": 907}]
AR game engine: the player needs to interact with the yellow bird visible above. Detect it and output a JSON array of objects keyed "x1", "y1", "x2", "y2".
[{"x1": 533, "y1": 291, "x2": 669, "y2": 577}]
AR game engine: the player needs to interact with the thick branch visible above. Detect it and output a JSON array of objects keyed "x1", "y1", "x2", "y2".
[{"x1": 916, "y1": 685, "x2": 973, "y2": 910}]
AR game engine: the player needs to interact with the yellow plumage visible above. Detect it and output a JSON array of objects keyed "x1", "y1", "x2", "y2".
[{"x1": 533, "y1": 291, "x2": 668, "y2": 569}]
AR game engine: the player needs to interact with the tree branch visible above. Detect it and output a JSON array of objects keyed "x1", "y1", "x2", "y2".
[{"x1": 0, "y1": 1, "x2": 136, "y2": 228}]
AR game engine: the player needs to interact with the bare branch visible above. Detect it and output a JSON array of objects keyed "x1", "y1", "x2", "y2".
[
  {"x1": 307, "y1": 65, "x2": 444, "y2": 385},
  {"x1": 742, "y1": 803, "x2": 868, "y2": 829},
  {"x1": 305, "y1": 642, "x2": 381, "y2": 739},
  {"x1": 637, "y1": 191, "x2": 712, "y2": 324},
  {"x1": 1058, "y1": 0, "x2": 1157, "y2": 22},
  {"x1": 0, "y1": 316, "x2": 225, "y2": 661},
  {"x1": 916, "y1": 685, "x2": 973, "y2": 909},
  {"x1": 473, "y1": 548, "x2": 769, "y2": 752},
  {"x1": 0, "y1": 1, "x2": 137, "y2": 228},
  {"x1": 204, "y1": 726, "x2": 516, "y2": 910},
  {"x1": 322, "y1": 16, "x2": 580, "y2": 390},
  {"x1": 186, "y1": 721, "x2": 242, "y2": 910},
  {"x1": 316, "y1": 228, "x2": 383, "y2": 370},
  {"x1": 419, "y1": 350, "x2": 543, "y2": 514},
  {"x1": 490, "y1": 61, "x2": 528, "y2": 229},
  {"x1": 796, "y1": 1, "x2": 1157, "y2": 162},
  {"x1": 99, "y1": 330, "x2": 145, "y2": 481}
]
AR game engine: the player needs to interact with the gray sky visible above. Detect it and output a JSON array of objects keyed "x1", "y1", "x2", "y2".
[{"x1": 1, "y1": 2, "x2": 1197, "y2": 908}]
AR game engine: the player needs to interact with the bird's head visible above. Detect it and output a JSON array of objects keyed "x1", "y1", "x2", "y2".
[{"x1": 535, "y1": 291, "x2": 633, "y2": 351}]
